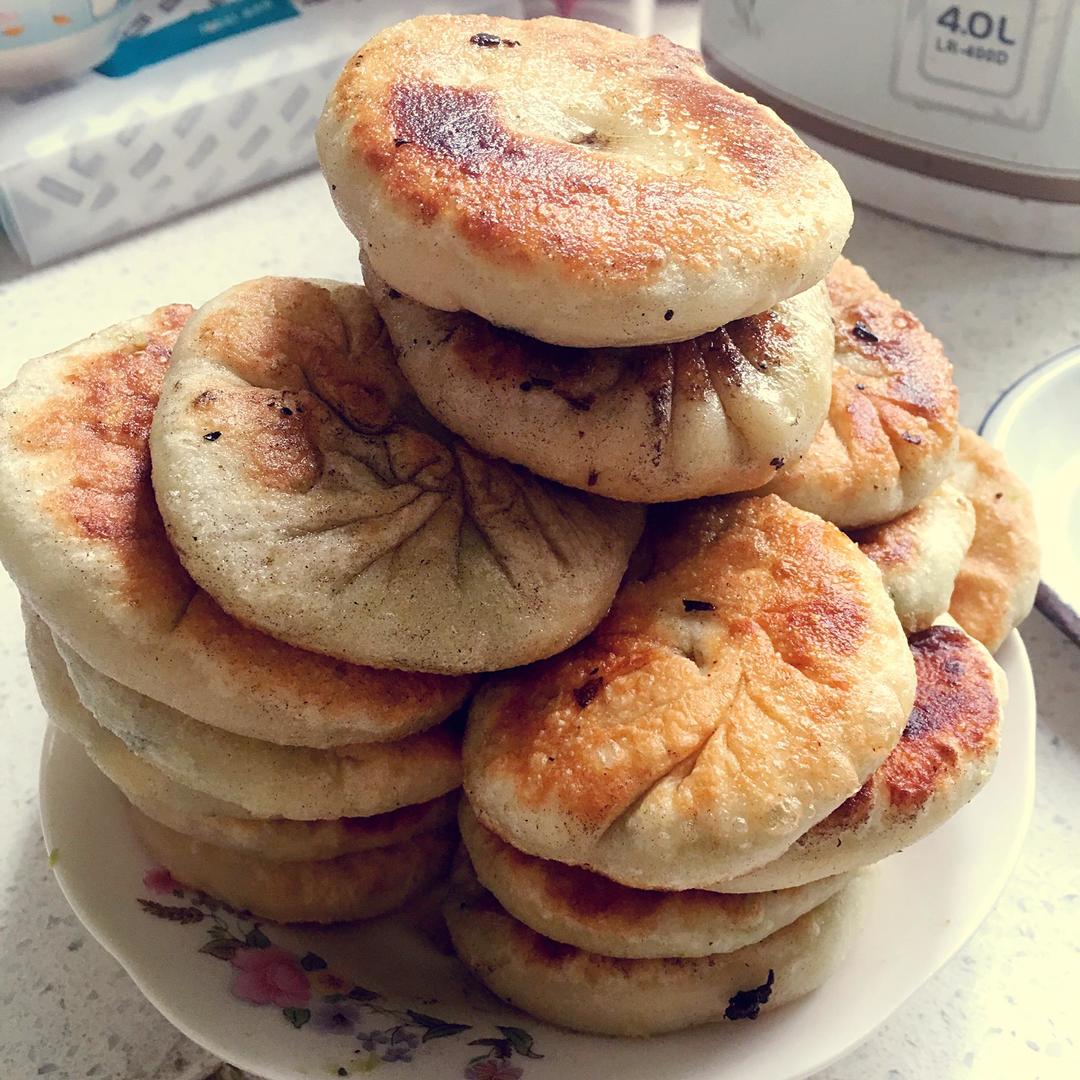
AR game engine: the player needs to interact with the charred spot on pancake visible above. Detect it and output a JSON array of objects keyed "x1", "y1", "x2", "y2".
[
  {"x1": 904, "y1": 625, "x2": 993, "y2": 741},
  {"x1": 203, "y1": 431, "x2": 222, "y2": 442},
  {"x1": 664, "y1": 309, "x2": 674, "y2": 321},
  {"x1": 469, "y1": 32, "x2": 518, "y2": 48},
  {"x1": 519, "y1": 377, "x2": 554, "y2": 392},
  {"x1": 587, "y1": 470, "x2": 599, "y2": 487},
  {"x1": 682, "y1": 599, "x2": 715, "y2": 612},
  {"x1": 573, "y1": 674, "x2": 603, "y2": 708},
  {"x1": 823, "y1": 262, "x2": 957, "y2": 438},
  {"x1": 770, "y1": 456, "x2": 784, "y2": 469},
  {"x1": 724, "y1": 969, "x2": 775, "y2": 1021},
  {"x1": 826, "y1": 776, "x2": 875, "y2": 828},
  {"x1": 855, "y1": 314, "x2": 949, "y2": 419},
  {"x1": 700, "y1": 326, "x2": 756, "y2": 390},
  {"x1": 726, "y1": 308, "x2": 792, "y2": 377},
  {"x1": 226, "y1": 390, "x2": 324, "y2": 494},
  {"x1": 646, "y1": 381, "x2": 672, "y2": 433},
  {"x1": 388, "y1": 81, "x2": 509, "y2": 166}
]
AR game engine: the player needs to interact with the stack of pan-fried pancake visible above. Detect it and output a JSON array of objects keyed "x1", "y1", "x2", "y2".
[
  {"x1": 1, "y1": 305, "x2": 476, "y2": 925},
  {"x1": 0, "y1": 12, "x2": 1039, "y2": 1038}
]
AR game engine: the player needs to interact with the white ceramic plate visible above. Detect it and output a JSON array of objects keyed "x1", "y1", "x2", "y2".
[
  {"x1": 40, "y1": 633, "x2": 1035, "y2": 1080},
  {"x1": 981, "y1": 346, "x2": 1080, "y2": 645}
]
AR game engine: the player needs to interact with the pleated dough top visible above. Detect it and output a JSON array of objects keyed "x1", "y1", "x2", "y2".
[
  {"x1": 465, "y1": 495, "x2": 916, "y2": 889},
  {"x1": 150, "y1": 277, "x2": 644, "y2": 674},
  {"x1": 766, "y1": 259, "x2": 959, "y2": 527},
  {"x1": 0, "y1": 306, "x2": 473, "y2": 746}
]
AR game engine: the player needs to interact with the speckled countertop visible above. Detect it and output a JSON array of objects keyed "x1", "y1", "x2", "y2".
[{"x1": 1, "y1": 10, "x2": 1079, "y2": 1080}]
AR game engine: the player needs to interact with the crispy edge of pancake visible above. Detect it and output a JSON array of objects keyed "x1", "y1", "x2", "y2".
[
  {"x1": 949, "y1": 427, "x2": 1040, "y2": 652},
  {"x1": 131, "y1": 806, "x2": 457, "y2": 924},
  {"x1": 715, "y1": 620, "x2": 1005, "y2": 892},
  {"x1": 443, "y1": 851, "x2": 869, "y2": 1036},
  {"x1": 0, "y1": 304, "x2": 475, "y2": 745},
  {"x1": 459, "y1": 801, "x2": 850, "y2": 958},
  {"x1": 765, "y1": 258, "x2": 959, "y2": 528}
]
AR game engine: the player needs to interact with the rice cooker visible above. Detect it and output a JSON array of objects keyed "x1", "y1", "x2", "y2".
[{"x1": 701, "y1": 0, "x2": 1080, "y2": 254}]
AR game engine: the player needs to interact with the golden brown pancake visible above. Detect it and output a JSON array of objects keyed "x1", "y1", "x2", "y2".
[
  {"x1": 459, "y1": 801, "x2": 850, "y2": 958},
  {"x1": 53, "y1": 627, "x2": 463, "y2": 821},
  {"x1": 367, "y1": 265, "x2": 834, "y2": 502},
  {"x1": 850, "y1": 484, "x2": 975, "y2": 632},
  {"x1": 25, "y1": 604, "x2": 461, "y2": 861},
  {"x1": 766, "y1": 258, "x2": 959, "y2": 528},
  {"x1": 465, "y1": 495, "x2": 915, "y2": 889},
  {"x1": 150, "y1": 278, "x2": 644, "y2": 673},
  {"x1": 131, "y1": 806, "x2": 456, "y2": 924},
  {"x1": 717, "y1": 620, "x2": 1005, "y2": 891},
  {"x1": 949, "y1": 428, "x2": 1040, "y2": 652},
  {"x1": 444, "y1": 852, "x2": 869, "y2": 1036},
  {"x1": 317, "y1": 14, "x2": 851, "y2": 347},
  {"x1": 0, "y1": 306, "x2": 475, "y2": 745}
]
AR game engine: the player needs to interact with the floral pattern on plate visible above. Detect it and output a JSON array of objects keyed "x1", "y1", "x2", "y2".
[{"x1": 139, "y1": 867, "x2": 542, "y2": 1077}]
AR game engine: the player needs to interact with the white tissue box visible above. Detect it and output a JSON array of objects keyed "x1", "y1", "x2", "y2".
[{"x1": 0, "y1": 0, "x2": 520, "y2": 265}]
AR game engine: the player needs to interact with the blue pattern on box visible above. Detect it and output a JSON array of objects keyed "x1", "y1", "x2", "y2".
[{"x1": 97, "y1": 0, "x2": 299, "y2": 77}]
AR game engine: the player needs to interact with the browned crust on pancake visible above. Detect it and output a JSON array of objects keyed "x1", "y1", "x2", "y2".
[
  {"x1": 949, "y1": 428, "x2": 1040, "y2": 651},
  {"x1": 821, "y1": 624, "x2": 999, "y2": 829},
  {"x1": 14, "y1": 305, "x2": 194, "y2": 612},
  {"x1": 8, "y1": 304, "x2": 474, "y2": 741},
  {"x1": 186, "y1": 278, "x2": 418, "y2": 494},
  {"x1": 171, "y1": 595, "x2": 471, "y2": 736},
  {"x1": 462, "y1": 804, "x2": 828, "y2": 936},
  {"x1": 328, "y1": 15, "x2": 836, "y2": 284},
  {"x1": 190, "y1": 385, "x2": 325, "y2": 495},
  {"x1": 850, "y1": 517, "x2": 916, "y2": 568},
  {"x1": 444, "y1": 302, "x2": 795, "y2": 408},
  {"x1": 449, "y1": 855, "x2": 682, "y2": 974},
  {"x1": 133, "y1": 808, "x2": 458, "y2": 924},
  {"x1": 768, "y1": 258, "x2": 958, "y2": 519},
  {"x1": 467, "y1": 496, "x2": 902, "y2": 836},
  {"x1": 825, "y1": 259, "x2": 956, "y2": 430}
]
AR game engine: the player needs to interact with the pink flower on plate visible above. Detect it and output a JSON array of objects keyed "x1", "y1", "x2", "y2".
[
  {"x1": 142, "y1": 865, "x2": 180, "y2": 895},
  {"x1": 229, "y1": 946, "x2": 311, "y2": 1008},
  {"x1": 464, "y1": 1062, "x2": 523, "y2": 1080}
]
